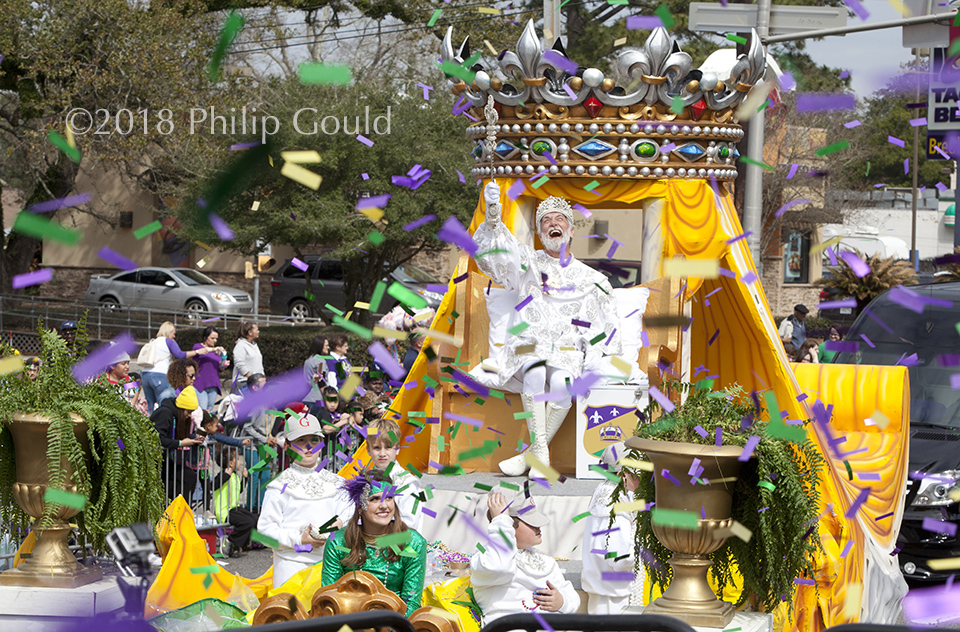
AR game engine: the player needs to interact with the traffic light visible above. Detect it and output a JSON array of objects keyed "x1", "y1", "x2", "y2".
[
  {"x1": 258, "y1": 255, "x2": 276, "y2": 272},
  {"x1": 244, "y1": 261, "x2": 255, "y2": 279}
]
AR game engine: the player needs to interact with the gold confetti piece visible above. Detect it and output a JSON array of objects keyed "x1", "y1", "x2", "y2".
[
  {"x1": 613, "y1": 499, "x2": 646, "y2": 513},
  {"x1": 810, "y1": 235, "x2": 843, "y2": 255},
  {"x1": 726, "y1": 520, "x2": 753, "y2": 543},
  {"x1": 928, "y1": 557, "x2": 960, "y2": 570},
  {"x1": 949, "y1": 488, "x2": 960, "y2": 502},
  {"x1": 336, "y1": 625, "x2": 354, "y2": 632},
  {"x1": 544, "y1": 27, "x2": 553, "y2": 41},
  {"x1": 559, "y1": 346, "x2": 577, "y2": 351},
  {"x1": 735, "y1": 82, "x2": 774, "y2": 121},
  {"x1": 373, "y1": 326, "x2": 409, "y2": 340},
  {"x1": 251, "y1": 200, "x2": 261, "y2": 211},
  {"x1": 843, "y1": 583, "x2": 863, "y2": 619},
  {"x1": 614, "y1": 37, "x2": 627, "y2": 46},
  {"x1": 609, "y1": 355, "x2": 631, "y2": 375},
  {"x1": 706, "y1": 476, "x2": 738, "y2": 484},
  {"x1": 887, "y1": 0, "x2": 909, "y2": 16},
  {"x1": 525, "y1": 452, "x2": 560, "y2": 483},
  {"x1": 354, "y1": 301, "x2": 370, "y2": 310},
  {"x1": 478, "y1": 6, "x2": 500, "y2": 14},
  {"x1": 414, "y1": 327, "x2": 462, "y2": 347},
  {"x1": 516, "y1": 344, "x2": 536, "y2": 355},
  {"x1": 280, "y1": 161, "x2": 322, "y2": 190},
  {"x1": 413, "y1": 309, "x2": 434, "y2": 323},
  {"x1": 360, "y1": 208, "x2": 384, "y2": 222},
  {"x1": 0, "y1": 357, "x2": 25, "y2": 375},
  {"x1": 484, "y1": 39, "x2": 498, "y2": 56},
  {"x1": 65, "y1": 125, "x2": 77, "y2": 149},
  {"x1": 868, "y1": 409, "x2": 890, "y2": 430},
  {"x1": 196, "y1": 256, "x2": 210, "y2": 268},
  {"x1": 281, "y1": 150, "x2": 322, "y2": 164},
  {"x1": 268, "y1": 155, "x2": 274, "y2": 167},
  {"x1": 481, "y1": 362, "x2": 499, "y2": 372},
  {"x1": 195, "y1": 241, "x2": 212, "y2": 251},
  {"x1": 663, "y1": 258, "x2": 720, "y2": 279},
  {"x1": 339, "y1": 374, "x2": 362, "y2": 400},
  {"x1": 617, "y1": 457, "x2": 653, "y2": 471}
]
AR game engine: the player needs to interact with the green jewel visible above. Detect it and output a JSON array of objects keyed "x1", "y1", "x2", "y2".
[
  {"x1": 635, "y1": 142, "x2": 657, "y2": 158},
  {"x1": 531, "y1": 140, "x2": 551, "y2": 156},
  {"x1": 718, "y1": 146, "x2": 730, "y2": 159},
  {"x1": 471, "y1": 144, "x2": 483, "y2": 158}
]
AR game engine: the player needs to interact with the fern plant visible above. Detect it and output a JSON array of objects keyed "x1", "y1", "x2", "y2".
[
  {"x1": 935, "y1": 246, "x2": 960, "y2": 282},
  {"x1": 815, "y1": 248, "x2": 917, "y2": 305},
  {"x1": 614, "y1": 380, "x2": 825, "y2": 613},
  {"x1": 0, "y1": 318, "x2": 164, "y2": 552}
]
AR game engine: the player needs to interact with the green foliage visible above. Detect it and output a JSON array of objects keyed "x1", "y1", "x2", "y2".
[
  {"x1": 815, "y1": 248, "x2": 917, "y2": 302},
  {"x1": 0, "y1": 319, "x2": 164, "y2": 552},
  {"x1": 616, "y1": 381, "x2": 824, "y2": 613}
]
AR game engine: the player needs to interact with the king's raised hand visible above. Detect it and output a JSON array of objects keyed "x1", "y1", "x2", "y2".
[{"x1": 483, "y1": 180, "x2": 501, "y2": 207}]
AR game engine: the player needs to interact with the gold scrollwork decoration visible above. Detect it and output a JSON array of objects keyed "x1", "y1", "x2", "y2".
[{"x1": 516, "y1": 104, "x2": 569, "y2": 120}]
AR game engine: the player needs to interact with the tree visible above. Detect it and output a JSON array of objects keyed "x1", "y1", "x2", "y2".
[
  {"x1": 0, "y1": 0, "x2": 231, "y2": 291},
  {"x1": 168, "y1": 81, "x2": 477, "y2": 326}
]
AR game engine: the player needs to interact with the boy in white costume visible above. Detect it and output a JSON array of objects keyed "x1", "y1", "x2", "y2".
[
  {"x1": 470, "y1": 491, "x2": 580, "y2": 624},
  {"x1": 257, "y1": 413, "x2": 355, "y2": 587},
  {"x1": 581, "y1": 443, "x2": 645, "y2": 613},
  {"x1": 368, "y1": 417, "x2": 424, "y2": 531}
]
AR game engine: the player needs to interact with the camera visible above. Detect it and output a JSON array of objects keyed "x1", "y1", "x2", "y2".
[{"x1": 106, "y1": 522, "x2": 156, "y2": 574}]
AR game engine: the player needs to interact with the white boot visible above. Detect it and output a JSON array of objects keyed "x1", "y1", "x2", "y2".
[
  {"x1": 527, "y1": 402, "x2": 571, "y2": 478},
  {"x1": 498, "y1": 393, "x2": 545, "y2": 476}
]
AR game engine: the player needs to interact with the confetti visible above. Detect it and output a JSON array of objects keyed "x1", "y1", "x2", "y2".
[
  {"x1": 358, "y1": 194, "x2": 391, "y2": 210},
  {"x1": 888, "y1": 135, "x2": 906, "y2": 148},
  {"x1": 356, "y1": 135, "x2": 374, "y2": 147},
  {"x1": 134, "y1": 221, "x2": 162, "y2": 239},
  {"x1": 298, "y1": 62, "x2": 352, "y2": 85},
  {"x1": 815, "y1": 141, "x2": 850, "y2": 156},
  {"x1": 281, "y1": 161, "x2": 322, "y2": 190},
  {"x1": 12, "y1": 269, "x2": 53, "y2": 289},
  {"x1": 648, "y1": 386, "x2": 675, "y2": 413},
  {"x1": 97, "y1": 246, "x2": 138, "y2": 271},
  {"x1": 739, "y1": 156, "x2": 776, "y2": 171},
  {"x1": 844, "y1": 487, "x2": 870, "y2": 518},
  {"x1": 774, "y1": 198, "x2": 811, "y2": 218},
  {"x1": 923, "y1": 517, "x2": 958, "y2": 536},
  {"x1": 738, "y1": 436, "x2": 761, "y2": 462},
  {"x1": 840, "y1": 250, "x2": 871, "y2": 277},
  {"x1": 0, "y1": 356, "x2": 25, "y2": 376},
  {"x1": 651, "y1": 508, "x2": 699, "y2": 529},
  {"x1": 26, "y1": 193, "x2": 92, "y2": 214},
  {"x1": 663, "y1": 258, "x2": 720, "y2": 279},
  {"x1": 795, "y1": 93, "x2": 856, "y2": 112},
  {"x1": 209, "y1": 213, "x2": 235, "y2": 240},
  {"x1": 436, "y1": 216, "x2": 478, "y2": 255},
  {"x1": 207, "y1": 11, "x2": 244, "y2": 82},
  {"x1": 48, "y1": 130, "x2": 81, "y2": 163},
  {"x1": 725, "y1": 34, "x2": 747, "y2": 44},
  {"x1": 844, "y1": 120, "x2": 862, "y2": 129},
  {"x1": 655, "y1": 4, "x2": 675, "y2": 28},
  {"x1": 625, "y1": 16, "x2": 663, "y2": 30},
  {"x1": 280, "y1": 150, "x2": 322, "y2": 164},
  {"x1": 72, "y1": 332, "x2": 137, "y2": 384},
  {"x1": 12, "y1": 211, "x2": 82, "y2": 245},
  {"x1": 844, "y1": 0, "x2": 870, "y2": 19},
  {"x1": 44, "y1": 488, "x2": 86, "y2": 510}
]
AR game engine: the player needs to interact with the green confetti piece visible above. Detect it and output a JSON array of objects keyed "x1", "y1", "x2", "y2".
[
  {"x1": 251, "y1": 530, "x2": 279, "y2": 549},
  {"x1": 202, "y1": 574, "x2": 213, "y2": 590},
  {"x1": 844, "y1": 460, "x2": 853, "y2": 480},
  {"x1": 408, "y1": 411, "x2": 426, "y2": 417},
  {"x1": 489, "y1": 390, "x2": 505, "y2": 400},
  {"x1": 368, "y1": 230, "x2": 385, "y2": 246},
  {"x1": 531, "y1": 175, "x2": 550, "y2": 189},
  {"x1": 325, "y1": 303, "x2": 344, "y2": 316},
  {"x1": 608, "y1": 0, "x2": 629, "y2": 3},
  {"x1": 13, "y1": 211, "x2": 82, "y2": 245},
  {"x1": 584, "y1": 180, "x2": 601, "y2": 191},
  {"x1": 955, "y1": 322, "x2": 960, "y2": 338},
  {"x1": 514, "y1": 411, "x2": 532, "y2": 419},
  {"x1": 655, "y1": 4, "x2": 675, "y2": 28},
  {"x1": 436, "y1": 60, "x2": 476, "y2": 83},
  {"x1": 604, "y1": 551, "x2": 619, "y2": 559},
  {"x1": 739, "y1": 156, "x2": 776, "y2": 171},
  {"x1": 387, "y1": 281, "x2": 428, "y2": 310},
  {"x1": 335, "y1": 545, "x2": 351, "y2": 554},
  {"x1": 696, "y1": 379, "x2": 715, "y2": 391},
  {"x1": 369, "y1": 281, "x2": 387, "y2": 313},
  {"x1": 451, "y1": 310, "x2": 461, "y2": 318},
  {"x1": 437, "y1": 435, "x2": 445, "y2": 451},
  {"x1": 572, "y1": 511, "x2": 591, "y2": 523},
  {"x1": 458, "y1": 440, "x2": 499, "y2": 461},
  {"x1": 865, "y1": 161, "x2": 871, "y2": 177},
  {"x1": 134, "y1": 220, "x2": 162, "y2": 240},
  {"x1": 593, "y1": 282, "x2": 609, "y2": 295},
  {"x1": 428, "y1": 8, "x2": 443, "y2": 26},
  {"x1": 474, "y1": 483, "x2": 493, "y2": 491},
  {"x1": 651, "y1": 507, "x2": 700, "y2": 529},
  {"x1": 207, "y1": 10, "x2": 245, "y2": 82},
  {"x1": 43, "y1": 488, "x2": 86, "y2": 510},
  {"x1": 463, "y1": 52, "x2": 481, "y2": 68},
  {"x1": 476, "y1": 542, "x2": 486, "y2": 553},
  {"x1": 950, "y1": 38, "x2": 960, "y2": 57},
  {"x1": 405, "y1": 463, "x2": 424, "y2": 479},
  {"x1": 500, "y1": 482, "x2": 520, "y2": 491},
  {"x1": 332, "y1": 315, "x2": 373, "y2": 339},
  {"x1": 190, "y1": 564, "x2": 221, "y2": 574},
  {"x1": 671, "y1": 95, "x2": 684, "y2": 115},
  {"x1": 588, "y1": 464, "x2": 620, "y2": 482},
  {"x1": 815, "y1": 141, "x2": 850, "y2": 157},
  {"x1": 263, "y1": 445, "x2": 278, "y2": 459},
  {"x1": 476, "y1": 248, "x2": 510, "y2": 258},
  {"x1": 298, "y1": 62, "x2": 353, "y2": 86},
  {"x1": 589, "y1": 332, "x2": 606, "y2": 345},
  {"x1": 375, "y1": 531, "x2": 413, "y2": 548},
  {"x1": 725, "y1": 33, "x2": 747, "y2": 45},
  {"x1": 508, "y1": 322, "x2": 530, "y2": 335},
  {"x1": 304, "y1": 291, "x2": 315, "y2": 301},
  {"x1": 48, "y1": 130, "x2": 81, "y2": 163},
  {"x1": 757, "y1": 480, "x2": 777, "y2": 491}
]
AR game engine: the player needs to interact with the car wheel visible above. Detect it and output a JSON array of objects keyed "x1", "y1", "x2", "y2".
[
  {"x1": 99, "y1": 296, "x2": 121, "y2": 311},
  {"x1": 186, "y1": 300, "x2": 207, "y2": 320},
  {"x1": 288, "y1": 299, "x2": 312, "y2": 322}
]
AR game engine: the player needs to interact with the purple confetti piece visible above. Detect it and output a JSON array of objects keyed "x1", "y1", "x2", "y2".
[
  {"x1": 436, "y1": 216, "x2": 479, "y2": 255},
  {"x1": 456, "y1": 170, "x2": 465, "y2": 184},
  {"x1": 843, "y1": 0, "x2": 869, "y2": 19},
  {"x1": 825, "y1": 340, "x2": 859, "y2": 353},
  {"x1": 661, "y1": 469, "x2": 682, "y2": 486},
  {"x1": 567, "y1": 371, "x2": 603, "y2": 399},
  {"x1": 739, "y1": 435, "x2": 760, "y2": 461},
  {"x1": 626, "y1": 15, "x2": 664, "y2": 30},
  {"x1": 910, "y1": 117, "x2": 927, "y2": 127},
  {"x1": 818, "y1": 298, "x2": 857, "y2": 310},
  {"x1": 694, "y1": 425, "x2": 708, "y2": 438},
  {"x1": 368, "y1": 341, "x2": 406, "y2": 381},
  {"x1": 708, "y1": 329, "x2": 720, "y2": 346},
  {"x1": 542, "y1": 50, "x2": 577, "y2": 75},
  {"x1": 294, "y1": 544, "x2": 313, "y2": 552},
  {"x1": 358, "y1": 194, "x2": 391, "y2": 210},
  {"x1": 786, "y1": 163, "x2": 799, "y2": 179},
  {"x1": 826, "y1": 246, "x2": 837, "y2": 266},
  {"x1": 739, "y1": 271, "x2": 758, "y2": 285},
  {"x1": 12, "y1": 268, "x2": 52, "y2": 289},
  {"x1": 209, "y1": 213, "x2": 235, "y2": 240},
  {"x1": 361, "y1": 173, "x2": 369, "y2": 181},
  {"x1": 506, "y1": 179, "x2": 526, "y2": 201},
  {"x1": 72, "y1": 332, "x2": 138, "y2": 384},
  {"x1": 844, "y1": 487, "x2": 870, "y2": 518},
  {"x1": 779, "y1": 72, "x2": 796, "y2": 91},
  {"x1": 117, "y1": 439, "x2": 125, "y2": 450},
  {"x1": 794, "y1": 578, "x2": 817, "y2": 586},
  {"x1": 774, "y1": 198, "x2": 811, "y2": 218},
  {"x1": 591, "y1": 527, "x2": 621, "y2": 536},
  {"x1": 532, "y1": 611, "x2": 554, "y2": 632},
  {"x1": 857, "y1": 472, "x2": 882, "y2": 481},
  {"x1": 562, "y1": 83, "x2": 577, "y2": 100},
  {"x1": 725, "y1": 232, "x2": 751, "y2": 244},
  {"x1": 795, "y1": 93, "x2": 856, "y2": 112},
  {"x1": 356, "y1": 134, "x2": 374, "y2": 147},
  {"x1": 403, "y1": 214, "x2": 437, "y2": 231},
  {"x1": 281, "y1": 483, "x2": 288, "y2": 494},
  {"x1": 840, "y1": 250, "x2": 870, "y2": 277},
  {"x1": 950, "y1": 374, "x2": 960, "y2": 390},
  {"x1": 639, "y1": 330, "x2": 649, "y2": 348},
  {"x1": 229, "y1": 141, "x2": 261, "y2": 151},
  {"x1": 844, "y1": 120, "x2": 862, "y2": 129},
  {"x1": 444, "y1": 412, "x2": 483, "y2": 428},
  {"x1": 922, "y1": 517, "x2": 958, "y2": 536},
  {"x1": 903, "y1": 582, "x2": 960, "y2": 624},
  {"x1": 515, "y1": 295, "x2": 533, "y2": 311},
  {"x1": 237, "y1": 369, "x2": 309, "y2": 420},
  {"x1": 660, "y1": 142, "x2": 676, "y2": 153},
  {"x1": 27, "y1": 192, "x2": 93, "y2": 214},
  {"x1": 648, "y1": 386, "x2": 675, "y2": 413},
  {"x1": 601, "y1": 572, "x2": 636, "y2": 582},
  {"x1": 888, "y1": 135, "x2": 905, "y2": 148},
  {"x1": 422, "y1": 507, "x2": 437, "y2": 518},
  {"x1": 290, "y1": 257, "x2": 309, "y2": 272},
  {"x1": 718, "y1": 267, "x2": 736, "y2": 278},
  {"x1": 715, "y1": 427, "x2": 723, "y2": 447},
  {"x1": 571, "y1": 318, "x2": 591, "y2": 328},
  {"x1": 904, "y1": 158, "x2": 910, "y2": 175},
  {"x1": 938, "y1": 182, "x2": 949, "y2": 193},
  {"x1": 688, "y1": 458, "x2": 702, "y2": 476},
  {"x1": 840, "y1": 540, "x2": 854, "y2": 557}
]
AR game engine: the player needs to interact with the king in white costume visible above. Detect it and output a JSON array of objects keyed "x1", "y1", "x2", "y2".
[
  {"x1": 473, "y1": 180, "x2": 621, "y2": 475},
  {"x1": 257, "y1": 414, "x2": 356, "y2": 588}
]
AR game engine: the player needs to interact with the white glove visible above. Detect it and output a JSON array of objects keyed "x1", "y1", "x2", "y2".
[{"x1": 483, "y1": 181, "x2": 501, "y2": 207}]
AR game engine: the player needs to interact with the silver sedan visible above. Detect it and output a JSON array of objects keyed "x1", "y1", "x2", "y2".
[{"x1": 85, "y1": 267, "x2": 253, "y2": 315}]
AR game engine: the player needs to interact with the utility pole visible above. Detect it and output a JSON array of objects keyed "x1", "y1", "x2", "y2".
[
  {"x1": 742, "y1": 0, "x2": 771, "y2": 271},
  {"x1": 543, "y1": 0, "x2": 563, "y2": 48},
  {"x1": 911, "y1": 47, "x2": 922, "y2": 269}
]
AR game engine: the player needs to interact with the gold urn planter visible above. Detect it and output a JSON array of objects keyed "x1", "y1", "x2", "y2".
[
  {"x1": 0, "y1": 412, "x2": 103, "y2": 588},
  {"x1": 626, "y1": 436, "x2": 745, "y2": 628}
]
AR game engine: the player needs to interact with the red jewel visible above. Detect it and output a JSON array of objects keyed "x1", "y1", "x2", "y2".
[
  {"x1": 690, "y1": 98, "x2": 707, "y2": 121},
  {"x1": 583, "y1": 95, "x2": 603, "y2": 118}
]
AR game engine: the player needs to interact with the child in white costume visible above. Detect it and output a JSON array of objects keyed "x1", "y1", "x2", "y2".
[
  {"x1": 581, "y1": 443, "x2": 645, "y2": 614},
  {"x1": 367, "y1": 418, "x2": 424, "y2": 531},
  {"x1": 257, "y1": 413, "x2": 355, "y2": 588},
  {"x1": 470, "y1": 491, "x2": 580, "y2": 624}
]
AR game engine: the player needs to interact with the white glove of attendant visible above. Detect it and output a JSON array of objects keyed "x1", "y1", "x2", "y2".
[{"x1": 483, "y1": 181, "x2": 501, "y2": 207}]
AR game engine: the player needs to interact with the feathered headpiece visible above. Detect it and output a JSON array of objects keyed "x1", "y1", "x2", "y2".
[{"x1": 342, "y1": 473, "x2": 392, "y2": 511}]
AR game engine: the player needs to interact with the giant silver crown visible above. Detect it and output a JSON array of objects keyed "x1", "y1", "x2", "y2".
[{"x1": 440, "y1": 20, "x2": 767, "y2": 182}]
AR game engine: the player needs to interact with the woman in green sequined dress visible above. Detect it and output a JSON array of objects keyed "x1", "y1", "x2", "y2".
[{"x1": 321, "y1": 470, "x2": 427, "y2": 616}]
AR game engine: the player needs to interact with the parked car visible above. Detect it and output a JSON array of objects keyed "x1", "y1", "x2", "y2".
[
  {"x1": 269, "y1": 256, "x2": 445, "y2": 321},
  {"x1": 834, "y1": 281, "x2": 960, "y2": 584},
  {"x1": 85, "y1": 267, "x2": 253, "y2": 315}
]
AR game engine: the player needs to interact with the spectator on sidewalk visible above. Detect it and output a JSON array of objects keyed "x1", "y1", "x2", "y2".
[
  {"x1": 303, "y1": 335, "x2": 330, "y2": 417},
  {"x1": 232, "y1": 322, "x2": 263, "y2": 393},
  {"x1": 324, "y1": 334, "x2": 352, "y2": 389},
  {"x1": 193, "y1": 327, "x2": 228, "y2": 412},
  {"x1": 141, "y1": 322, "x2": 218, "y2": 411},
  {"x1": 778, "y1": 304, "x2": 809, "y2": 349}
]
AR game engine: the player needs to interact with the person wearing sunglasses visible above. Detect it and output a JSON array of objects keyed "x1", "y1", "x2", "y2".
[
  {"x1": 257, "y1": 413, "x2": 354, "y2": 588},
  {"x1": 167, "y1": 358, "x2": 199, "y2": 397}
]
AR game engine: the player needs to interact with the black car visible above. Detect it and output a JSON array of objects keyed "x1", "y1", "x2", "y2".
[
  {"x1": 835, "y1": 281, "x2": 960, "y2": 583},
  {"x1": 269, "y1": 256, "x2": 445, "y2": 321}
]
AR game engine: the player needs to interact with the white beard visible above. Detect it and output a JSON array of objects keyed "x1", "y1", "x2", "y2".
[{"x1": 539, "y1": 228, "x2": 571, "y2": 253}]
